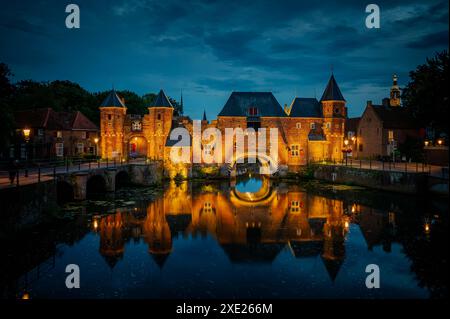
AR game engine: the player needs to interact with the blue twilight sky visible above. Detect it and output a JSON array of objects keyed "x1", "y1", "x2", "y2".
[{"x1": 0, "y1": 0, "x2": 448, "y2": 119}]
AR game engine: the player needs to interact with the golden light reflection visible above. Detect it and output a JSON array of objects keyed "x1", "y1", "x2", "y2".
[
  {"x1": 22, "y1": 293, "x2": 30, "y2": 299},
  {"x1": 94, "y1": 180, "x2": 353, "y2": 272}
]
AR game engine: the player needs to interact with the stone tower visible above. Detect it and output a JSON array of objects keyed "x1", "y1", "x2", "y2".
[
  {"x1": 99, "y1": 89, "x2": 127, "y2": 159},
  {"x1": 320, "y1": 74, "x2": 346, "y2": 160},
  {"x1": 390, "y1": 74, "x2": 401, "y2": 107},
  {"x1": 147, "y1": 90, "x2": 174, "y2": 160}
]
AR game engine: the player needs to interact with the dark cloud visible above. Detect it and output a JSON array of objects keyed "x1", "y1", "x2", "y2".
[
  {"x1": 406, "y1": 30, "x2": 449, "y2": 49},
  {"x1": 0, "y1": 0, "x2": 448, "y2": 119}
]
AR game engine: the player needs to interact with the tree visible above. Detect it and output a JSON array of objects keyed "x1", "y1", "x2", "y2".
[
  {"x1": 0, "y1": 63, "x2": 15, "y2": 154},
  {"x1": 402, "y1": 51, "x2": 449, "y2": 138}
]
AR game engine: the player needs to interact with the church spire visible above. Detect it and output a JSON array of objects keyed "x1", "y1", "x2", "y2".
[
  {"x1": 202, "y1": 109, "x2": 207, "y2": 122},
  {"x1": 389, "y1": 74, "x2": 401, "y2": 107}
]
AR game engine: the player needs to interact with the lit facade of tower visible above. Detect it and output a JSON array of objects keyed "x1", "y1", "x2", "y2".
[
  {"x1": 321, "y1": 74, "x2": 347, "y2": 160},
  {"x1": 390, "y1": 74, "x2": 401, "y2": 107},
  {"x1": 146, "y1": 90, "x2": 174, "y2": 160},
  {"x1": 99, "y1": 90, "x2": 127, "y2": 159}
]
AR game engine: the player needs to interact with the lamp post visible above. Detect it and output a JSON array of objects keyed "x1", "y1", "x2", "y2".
[
  {"x1": 344, "y1": 139, "x2": 349, "y2": 166},
  {"x1": 23, "y1": 128, "x2": 31, "y2": 177},
  {"x1": 94, "y1": 137, "x2": 99, "y2": 157}
]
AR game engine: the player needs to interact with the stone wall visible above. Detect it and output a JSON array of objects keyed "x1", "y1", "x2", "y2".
[{"x1": 311, "y1": 164, "x2": 428, "y2": 194}]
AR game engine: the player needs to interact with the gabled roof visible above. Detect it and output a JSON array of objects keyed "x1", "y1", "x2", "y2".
[
  {"x1": 100, "y1": 89, "x2": 125, "y2": 107},
  {"x1": 289, "y1": 97, "x2": 322, "y2": 117},
  {"x1": 152, "y1": 89, "x2": 173, "y2": 108},
  {"x1": 218, "y1": 92, "x2": 287, "y2": 117},
  {"x1": 14, "y1": 108, "x2": 98, "y2": 131},
  {"x1": 321, "y1": 74, "x2": 345, "y2": 102},
  {"x1": 370, "y1": 105, "x2": 419, "y2": 129}
]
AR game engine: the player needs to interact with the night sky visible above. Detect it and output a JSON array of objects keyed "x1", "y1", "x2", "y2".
[{"x1": 0, "y1": 0, "x2": 448, "y2": 119}]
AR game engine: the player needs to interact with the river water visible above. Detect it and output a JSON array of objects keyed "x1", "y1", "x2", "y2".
[{"x1": 2, "y1": 176, "x2": 448, "y2": 299}]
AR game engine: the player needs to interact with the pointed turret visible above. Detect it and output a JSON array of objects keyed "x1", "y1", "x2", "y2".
[
  {"x1": 202, "y1": 109, "x2": 207, "y2": 122},
  {"x1": 151, "y1": 89, "x2": 173, "y2": 108},
  {"x1": 321, "y1": 74, "x2": 345, "y2": 102},
  {"x1": 100, "y1": 89, "x2": 126, "y2": 107}
]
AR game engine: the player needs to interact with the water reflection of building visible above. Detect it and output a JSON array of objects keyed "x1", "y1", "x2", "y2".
[{"x1": 94, "y1": 181, "x2": 352, "y2": 281}]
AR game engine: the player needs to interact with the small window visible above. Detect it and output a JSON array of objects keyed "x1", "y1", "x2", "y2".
[
  {"x1": 57, "y1": 131, "x2": 63, "y2": 138},
  {"x1": 291, "y1": 145, "x2": 300, "y2": 157},
  {"x1": 290, "y1": 201, "x2": 300, "y2": 213},
  {"x1": 157, "y1": 113, "x2": 162, "y2": 120},
  {"x1": 359, "y1": 144, "x2": 363, "y2": 152},
  {"x1": 326, "y1": 123, "x2": 331, "y2": 129},
  {"x1": 248, "y1": 107, "x2": 258, "y2": 116},
  {"x1": 310, "y1": 123, "x2": 315, "y2": 129},
  {"x1": 335, "y1": 124, "x2": 340, "y2": 129},
  {"x1": 77, "y1": 143, "x2": 84, "y2": 154},
  {"x1": 204, "y1": 144, "x2": 213, "y2": 155},
  {"x1": 81, "y1": 131, "x2": 87, "y2": 139},
  {"x1": 56, "y1": 143, "x2": 64, "y2": 157},
  {"x1": 335, "y1": 108, "x2": 340, "y2": 114},
  {"x1": 388, "y1": 130, "x2": 394, "y2": 141},
  {"x1": 108, "y1": 114, "x2": 112, "y2": 120},
  {"x1": 38, "y1": 129, "x2": 44, "y2": 136},
  {"x1": 296, "y1": 123, "x2": 301, "y2": 129}
]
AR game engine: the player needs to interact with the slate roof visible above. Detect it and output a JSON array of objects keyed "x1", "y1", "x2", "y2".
[
  {"x1": 321, "y1": 74, "x2": 345, "y2": 102},
  {"x1": 14, "y1": 108, "x2": 98, "y2": 131},
  {"x1": 308, "y1": 126, "x2": 326, "y2": 141},
  {"x1": 371, "y1": 105, "x2": 419, "y2": 129},
  {"x1": 152, "y1": 89, "x2": 173, "y2": 108},
  {"x1": 100, "y1": 89, "x2": 125, "y2": 107},
  {"x1": 289, "y1": 97, "x2": 322, "y2": 117},
  {"x1": 165, "y1": 121, "x2": 192, "y2": 147},
  {"x1": 218, "y1": 92, "x2": 287, "y2": 117}
]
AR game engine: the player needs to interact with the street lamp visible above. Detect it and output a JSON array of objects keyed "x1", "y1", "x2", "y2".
[
  {"x1": 344, "y1": 139, "x2": 349, "y2": 165},
  {"x1": 437, "y1": 139, "x2": 443, "y2": 146},
  {"x1": 424, "y1": 140, "x2": 429, "y2": 147},
  {"x1": 23, "y1": 128, "x2": 31, "y2": 177},
  {"x1": 94, "y1": 137, "x2": 99, "y2": 156}
]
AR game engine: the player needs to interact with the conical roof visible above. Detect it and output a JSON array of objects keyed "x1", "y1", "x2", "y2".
[
  {"x1": 151, "y1": 89, "x2": 173, "y2": 108},
  {"x1": 100, "y1": 89, "x2": 126, "y2": 107},
  {"x1": 320, "y1": 75, "x2": 345, "y2": 102}
]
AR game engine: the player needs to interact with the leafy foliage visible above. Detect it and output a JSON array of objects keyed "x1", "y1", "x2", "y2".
[{"x1": 402, "y1": 51, "x2": 449, "y2": 137}]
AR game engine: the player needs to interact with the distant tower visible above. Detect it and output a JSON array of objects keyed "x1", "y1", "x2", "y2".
[
  {"x1": 320, "y1": 74, "x2": 347, "y2": 160},
  {"x1": 390, "y1": 74, "x2": 401, "y2": 107},
  {"x1": 202, "y1": 109, "x2": 207, "y2": 123},
  {"x1": 180, "y1": 90, "x2": 184, "y2": 115},
  {"x1": 99, "y1": 89, "x2": 127, "y2": 159},
  {"x1": 148, "y1": 90, "x2": 174, "y2": 160}
]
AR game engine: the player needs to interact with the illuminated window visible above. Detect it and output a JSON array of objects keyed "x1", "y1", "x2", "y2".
[
  {"x1": 57, "y1": 131, "x2": 63, "y2": 138},
  {"x1": 335, "y1": 124, "x2": 340, "y2": 129},
  {"x1": 290, "y1": 201, "x2": 300, "y2": 213},
  {"x1": 326, "y1": 123, "x2": 331, "y2": 129},
  {"x1": 310, "y1": 123, "x2": 315, "y2": 129},
  {"x1": 81, "y1": 131, "x2": 86, "y2": 139},
  {"x1": 291, "y1": 145, "x2": 300, "y2": 156},
  {"x1": 296, "y1": 123, "x2": 301, "y2": 129},
  {"x1": 388, "y1": 130, "x2": 394, "y2": 141}
]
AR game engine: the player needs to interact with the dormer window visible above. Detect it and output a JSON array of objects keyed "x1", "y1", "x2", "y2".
[{"x1": 248, "y1": 107, "x2": 258, "y2": 116}]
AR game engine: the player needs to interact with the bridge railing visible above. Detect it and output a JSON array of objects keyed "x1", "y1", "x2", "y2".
[
  {"x1": 308, "y1": 157, "x2": 448, "y2": 179},
  {"x1": 0, "y1": 157, "x2": 146, "y2": 188}
]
